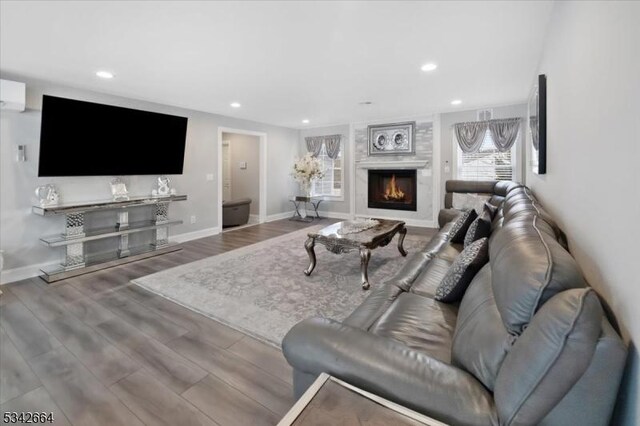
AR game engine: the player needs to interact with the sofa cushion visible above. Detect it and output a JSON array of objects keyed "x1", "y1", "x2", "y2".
[
  {"x1": 423, "y1": 221, "x2": 456, "y2": 255},
  {"x1": 463, "y1": 211, "x2": 492, "y2": 248},
  {"x1": 490, "y1": 216, "x2": 587, "y2": 334},
  {"x1": 495, "y1": 288, "x2": 603, "y2": 425},
  {"x1": 435, "y1": 238, "x2": 489, "y2": 303},
  {"x1": 448, "y1": 209, "x2": 478, "y2": 243},
  {"x1": 437, "y1": 208, "x2": 462, "y2": 229},
  {"x1": 343, "y1": 283, "x2": 404, "y2": 330},
  {"x1": 409, "y1": 257, "x2": 452, "y2": 298},
  {"x1": 434, "y1": 243, "x2": 463, "y2": 263},
  {"x1": 451, "y1": 264, "x2": 515, "y2": 391},
  {"x1": 370, "y1": 292, "x2": 457, "y2": 363}
]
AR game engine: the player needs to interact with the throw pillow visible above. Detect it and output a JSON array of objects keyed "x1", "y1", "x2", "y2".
[
  {"x1": 452, "y1": 192, "x2": 492, "y2": 215},
  {"x1": 448, "y1": 209, "x2": 478, "y2": 243},
  {"x1": 483, "y1": 202, "x2": 498, "y2": 219},
  {"x1": 464, "y1": 211, "x2": 492, "y2": 248},
  {"x1": 435, "y1": 238, "x2": 489, "y2": 303}
]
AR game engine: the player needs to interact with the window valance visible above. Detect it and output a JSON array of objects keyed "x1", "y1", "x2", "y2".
[
  {"x1": 454, "y1": 118, "x2": 521, "y2": 153},
  {"x1": 305, "y1": 134, "x2": 342, "y2": 159}
]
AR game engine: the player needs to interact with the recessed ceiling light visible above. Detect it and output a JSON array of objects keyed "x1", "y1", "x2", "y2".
[
  {"x1": 302, "y1": 119, "x2": 310, "y2": 124},
  {"x1": 421, "y1": 63, "x2": 438, "y2": 72},
  {"x1": 358, "y1": 101, "x2": 373, "y2": 105},
  {"x1": 96, "y1": 71, "x2": 114, "y2": 79},
  {"x1": 230, "y1": 102, "x2": 241, "y2": 108},
  {"x1": 451, "y1": 99, "x2": 462, "y2": 105}
]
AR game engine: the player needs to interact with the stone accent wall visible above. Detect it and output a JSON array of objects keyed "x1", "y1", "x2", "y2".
[{"x1": 354, "y1": 118, "x2": 434, "y2": 224}]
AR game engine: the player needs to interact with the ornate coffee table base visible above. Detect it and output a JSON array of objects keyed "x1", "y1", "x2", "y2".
[{"x1": 303, "y1": 221, "x2": 407, "y2": 290}]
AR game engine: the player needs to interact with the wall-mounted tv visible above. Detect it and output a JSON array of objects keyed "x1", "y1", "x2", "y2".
[{"x1": 38, "y1": 95, "x2": 188, "y2": 177}]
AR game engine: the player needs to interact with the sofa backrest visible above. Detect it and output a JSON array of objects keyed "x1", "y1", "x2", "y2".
[
  {"x1": 448, "y1": 180, "x2": 626, "y2": 425},
  {"x1": 444, "y1": 180, "x2": 499, "y2": 209}
]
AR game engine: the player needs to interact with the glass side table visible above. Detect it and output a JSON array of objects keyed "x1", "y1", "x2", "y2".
[{"x1": 289, "y1": 196, "x2": 324, "y2": 222}]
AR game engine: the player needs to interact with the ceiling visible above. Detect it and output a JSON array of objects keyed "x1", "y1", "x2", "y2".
[{"x1": 0, "y1": 1, "x2": 554, "y2": 129}]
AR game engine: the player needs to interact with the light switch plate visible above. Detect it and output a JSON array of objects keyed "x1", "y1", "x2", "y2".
[
  {"x1": 239, "y1": 161, "x2": 247, "y2": 170},
  {"x1": 206, "y1": 174, "x2": 214, "y2": 181},
  {"x1": 421, "y1": 169, "x2": 431, "y2": 177}
]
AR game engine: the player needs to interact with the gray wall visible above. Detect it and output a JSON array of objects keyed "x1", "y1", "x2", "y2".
[
  {"x1": 525, "y1": 2, "x2": 639, "y2": 423},
  {"x1": 299, "y1": 124, "x2": 351, "y2": 214},
  {"x1": 0, "y1": 75, "x2": 299, "y2": 273},
  {"x1": 439, "y1": 103, "x2": 527, "y2": 208},
  {"x1": 222, "y1": 132, "x2": 260, "y2": 215}
]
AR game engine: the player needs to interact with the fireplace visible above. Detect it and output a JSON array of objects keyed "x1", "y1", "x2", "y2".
[{"x1": 368, "y1": 169, "x2": 417, "y2": 211}]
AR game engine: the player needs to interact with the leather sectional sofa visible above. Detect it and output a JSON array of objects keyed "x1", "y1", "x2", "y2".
[{"x1": 282, "y1": 180, "x2": 626, "y2": 426}]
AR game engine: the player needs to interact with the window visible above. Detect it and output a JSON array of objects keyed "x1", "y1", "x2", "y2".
[
  {"x1": 311, "y1": 144, "x2": 343, "y2": 197},
  {"x1": 455, "y1": 130, "x2": 515, "y2": 181}
]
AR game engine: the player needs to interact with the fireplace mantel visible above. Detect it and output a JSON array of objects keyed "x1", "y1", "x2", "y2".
[{"x1": 356, "y1": 160, "x2": 428, "y2": 170}]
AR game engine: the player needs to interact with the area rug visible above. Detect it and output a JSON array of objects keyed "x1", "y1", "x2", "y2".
[{"x1": 132, "y1": 225, "x2": 430, "y2": 346}]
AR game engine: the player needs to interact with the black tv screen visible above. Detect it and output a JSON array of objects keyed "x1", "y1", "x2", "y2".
[{"x1": 38, "y1": 95, "x2": 188, "y2": 176}]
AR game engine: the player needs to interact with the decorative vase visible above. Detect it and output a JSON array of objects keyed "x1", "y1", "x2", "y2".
[{"x1": 300, "y1": 181, "x2": 312, "y2": 198}]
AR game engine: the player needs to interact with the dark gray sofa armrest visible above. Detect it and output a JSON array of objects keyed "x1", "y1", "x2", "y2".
[{"x1": 282, "y1": 317, "x2": 498, "y2": 426}]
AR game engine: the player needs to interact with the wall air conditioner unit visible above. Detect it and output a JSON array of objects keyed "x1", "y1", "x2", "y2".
[
  {"x1": 0, "y1": 79, "x2": 26, "y2": 112},
  {"x1": 477, "y1": 109, "x2": 493, "y2": 121}
]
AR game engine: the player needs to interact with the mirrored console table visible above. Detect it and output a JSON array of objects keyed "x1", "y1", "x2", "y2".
[{"x1": 33, "y1": 194, "x2": 187, "y2": 283}]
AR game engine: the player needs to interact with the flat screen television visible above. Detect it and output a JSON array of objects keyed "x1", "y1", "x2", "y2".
[{"x1": 38, "y1": 95, "x2": 188, "y2": 176}]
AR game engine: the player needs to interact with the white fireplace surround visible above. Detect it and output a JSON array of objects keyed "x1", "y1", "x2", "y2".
[
  {"x1": 355, "y1": 160, "x2": 429, "y2": 169},
  {"x1": 354, "y1": 118, "x2": 436, "y2": 227}
]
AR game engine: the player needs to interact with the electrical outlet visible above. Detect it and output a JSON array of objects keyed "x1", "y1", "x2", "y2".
[{"x1": 190, "y1": 215, "x2": 197, "y2": 224}]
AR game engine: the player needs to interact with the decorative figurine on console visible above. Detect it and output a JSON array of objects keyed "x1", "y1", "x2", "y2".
[
  {"x1": 35, "y1": 184, "x2": 60, "y2": 207},
  {"x1": 110, "y1": 177, "x2": 130, "y2": 201},
  {"x1": 151, "y1": 176, "x2": 175, "y2": 197}
]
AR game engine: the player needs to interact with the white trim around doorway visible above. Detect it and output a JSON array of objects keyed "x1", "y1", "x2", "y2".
[{"x1": 217, "y1": 127, "x2": 268, "y2": 230}]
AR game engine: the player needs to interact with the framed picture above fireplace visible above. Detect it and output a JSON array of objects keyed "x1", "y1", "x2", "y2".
[{"x1": 367, "y1": 121, "x2": 415, "y2": 156}]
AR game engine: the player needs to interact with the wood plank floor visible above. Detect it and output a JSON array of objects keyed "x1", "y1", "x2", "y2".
[{"x1": 0, "y1": 218, "x2": 436, "y2": 426}]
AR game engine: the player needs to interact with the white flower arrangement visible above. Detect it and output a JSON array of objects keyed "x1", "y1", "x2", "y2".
[{"x1": 291, "y1": 153, "x2": 325, "y2": 193}]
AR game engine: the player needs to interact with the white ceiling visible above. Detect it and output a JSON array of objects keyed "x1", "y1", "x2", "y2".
[{"x1": 1, "y1": 1, "x2": 554, "y2": 129}]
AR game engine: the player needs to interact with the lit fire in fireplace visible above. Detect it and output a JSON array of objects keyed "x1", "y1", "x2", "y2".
[{"x1": 383, "y1": 174, "x2": 406, "y2": 201}]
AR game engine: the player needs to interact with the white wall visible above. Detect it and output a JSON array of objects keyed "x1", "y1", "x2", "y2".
[
  {"x1": 222, "y1": 132, "x2": 260, "y2": 215},
  {"x1": 526, "y1": 2, "x2": 640, "y2": 423},
  {"x1": 299, "y1": 124, "x2": 351, "y2": 215},
  {"x1": 0, "y1": 75, "x2": 299, "y2": 280}
]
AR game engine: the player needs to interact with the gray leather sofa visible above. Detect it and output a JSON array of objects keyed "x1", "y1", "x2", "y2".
[
  {"x1": 222, "y1": 198, "x2": 252, "y2": 227},
  {"x1": 282, "y1": 180, "x2": 626, "y2": 426}
]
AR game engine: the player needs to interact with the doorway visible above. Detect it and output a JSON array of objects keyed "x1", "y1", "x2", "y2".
[{"x1": 217, "y1": 127, "x2": 267, "y2": 230}]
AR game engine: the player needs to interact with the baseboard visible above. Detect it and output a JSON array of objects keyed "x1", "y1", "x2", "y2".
[
  {"x1": 169, "y1": 226, "x2": 221, "y2": 244},
  {"x1": 1, "y1": 227, "x2": 221, "y2": 285},
  {"x1": 266, "y1": 211, "x2": 295, "y2": 222},
  {"x1": 317, "y1": 211, "x2": 352, "y2": 220},
  {"x1": 1, "y1": 261, "x2": 58, "y2": 285}
]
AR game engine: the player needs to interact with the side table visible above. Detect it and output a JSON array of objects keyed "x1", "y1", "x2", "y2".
[
  {"x1": 277, "y1": 373, "x2": 448, "y2": 426},
  {"x1": 289, "y1": 196, "x2": 323, "y2": 222}
]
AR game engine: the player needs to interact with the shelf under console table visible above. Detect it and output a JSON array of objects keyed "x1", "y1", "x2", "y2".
[{"x1": 33, "y1": 194, "x2": 187, "y2": 283}]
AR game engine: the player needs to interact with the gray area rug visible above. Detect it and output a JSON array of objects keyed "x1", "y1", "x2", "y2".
[{"x1": 132, "y1": 225, "x2": 429, "y2": 346}]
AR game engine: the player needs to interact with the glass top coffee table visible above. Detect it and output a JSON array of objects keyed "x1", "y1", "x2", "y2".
[
  {"x1": 303, "y1": 219, "x2": 407, "y2": 290},
  {"x1": 277, "y1": 373, "x2": 448, "y2": 426}
]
